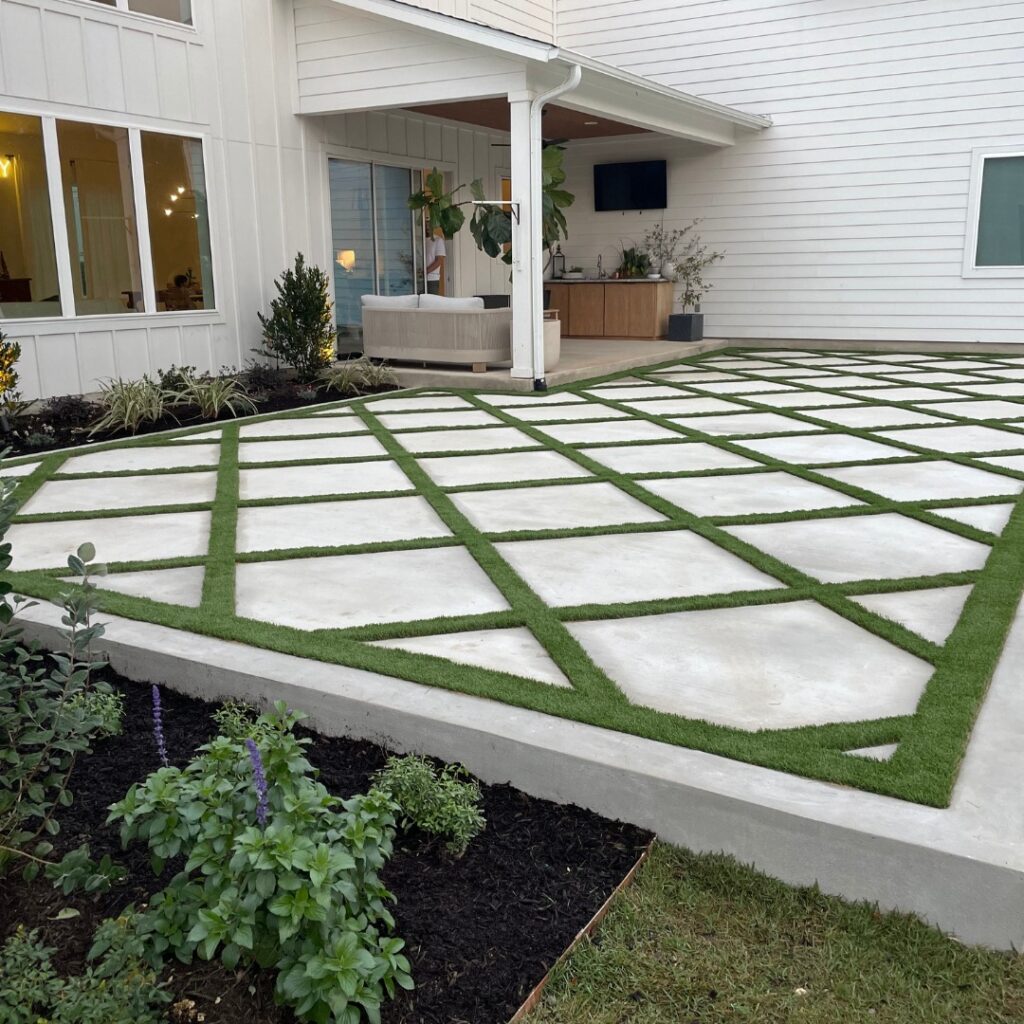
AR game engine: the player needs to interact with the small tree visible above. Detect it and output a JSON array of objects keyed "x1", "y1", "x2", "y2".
[
  {"x1": 256, "y1": 254, "x2": 335, "y2": 381},
  {"x1": 673, "y1": 220, "x2": 724, "y2": 312}
]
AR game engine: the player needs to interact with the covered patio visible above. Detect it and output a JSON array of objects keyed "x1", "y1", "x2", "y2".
[{"x1": 295, "y1": 0, "x2": 770, "y2": 387}]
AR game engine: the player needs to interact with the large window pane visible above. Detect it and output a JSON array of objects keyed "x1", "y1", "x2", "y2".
[
  {"x1": 976, "y1": 155, "x2": 1024, "y2": 267},
  {"x1": 0, "y1": 112, "x2": 61, "y2": 319},
  {"x1": 329, "y1": 159, "x2": 375, "y2": 342},
  {"x1": 141, "y1": 131, "x2": 214, "y2": 311},
  {"x1": 56, "y1": 120, "x2": 144, "y2": 315},
  {"x1": 373, "y1": 164, "x2": 416, "y2": 297}
]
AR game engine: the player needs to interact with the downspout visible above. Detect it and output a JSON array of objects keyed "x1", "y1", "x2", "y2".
[{"x1": 530, "y1": 63, "x2": 582, "y2": 391}]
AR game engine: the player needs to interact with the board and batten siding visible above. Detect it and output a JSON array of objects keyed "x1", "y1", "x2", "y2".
[
  {"x1": 556, "y1": 0, "x2": 1024, "y2": 344},
  {"x1": 392, "y1": 0, "x2": 554, "y2": 42},
  {"x1": 0, "y1": 0, "x2": 334, "y2": 398},
  {"x1": 294, "y1": 2, "x2": 527, "y2": 114}
]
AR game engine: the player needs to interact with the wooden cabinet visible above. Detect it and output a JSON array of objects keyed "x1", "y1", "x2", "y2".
[
  {"x1": 568, "y1": 283, "x2": 605, "y2": 337},
  {"x1": 548, "y1": 281, "x2": 674, "y2": 339}
]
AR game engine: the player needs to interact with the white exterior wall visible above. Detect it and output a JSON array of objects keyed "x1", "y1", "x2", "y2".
[
  {"x1": 382, "y1": 0, "x2": 554, "y2": 43},
  {"x1": 0, "y1": 0, "x2": 508, "y2": 398},
  {"x1": 557, "y1": 0, "x2": 1024, "y2": 344}
]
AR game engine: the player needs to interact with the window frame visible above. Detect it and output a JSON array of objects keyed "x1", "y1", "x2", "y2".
[
  {"x1": 963, "y1": 145, "x2": 1024, "y2": 279},
  {"x1": 73, "y1": 0, "x2": 197, "y2": 31},
  {"x1": 1, "y1": 105, "x2": 218, "y2": 323}
]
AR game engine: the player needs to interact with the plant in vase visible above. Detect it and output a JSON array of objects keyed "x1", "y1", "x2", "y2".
[
  {"x1": 640, "y1": 222, "x2": 702, "y2": 281},
  {"x1": 616, "y1": 244, "x2": 651, "y2": 279}
]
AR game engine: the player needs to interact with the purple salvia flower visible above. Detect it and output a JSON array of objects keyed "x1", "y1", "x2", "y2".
[
  {"x1": 151, "y1": 684, "x2": 168, "y2": 768},
  {"x1": 245, "y1": 738, "x2": 269, "y2": 828}
]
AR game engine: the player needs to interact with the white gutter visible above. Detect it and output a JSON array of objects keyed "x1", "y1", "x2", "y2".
[{"x1": 530, "y1": 62, "x2": 582, "y2": 390}]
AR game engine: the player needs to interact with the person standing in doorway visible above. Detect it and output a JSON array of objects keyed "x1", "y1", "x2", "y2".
[{"x1": 425, "y1": 227, "x2": 446, "y2": 295}]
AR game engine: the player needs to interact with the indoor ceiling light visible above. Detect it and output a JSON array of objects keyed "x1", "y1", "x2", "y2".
[
  {"x1": 336, "y1": 249, "x2": 356, "y2": 272},
  {"x1": 177, "y1": 186, "x2": 185, "y2": 194},
  {"x1": 583, "y1": 120, "x2": 599, "y2": 126},
  {"x1": 164, "y1": 208, "x2": 173, "y2": 217},
  {"x1": 170, "y1": 194, "x2": 178, "y2": 201}
]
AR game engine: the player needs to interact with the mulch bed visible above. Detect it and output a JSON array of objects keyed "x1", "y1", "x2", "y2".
[
  {"x1": 1, "y1": 673, "x2": 651, "y2": 1024},
  {"x1": 5, "y1": 378, "x2": 397, "y2": 459}
]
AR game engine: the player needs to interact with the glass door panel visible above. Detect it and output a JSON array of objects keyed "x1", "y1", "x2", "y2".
[
  {"x1": 329, "y1": 159, "x2": 374, "y2": 342},
  {"x1": 373, "y1": 164, "x2": 416, "y2": 296}
]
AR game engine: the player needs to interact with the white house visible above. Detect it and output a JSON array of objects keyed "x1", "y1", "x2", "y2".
[{"x1": 0, "y1": 0, "x2": 1021, "y2": 399}]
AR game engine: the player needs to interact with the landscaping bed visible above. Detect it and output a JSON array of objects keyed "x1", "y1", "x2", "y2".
[
  {"x1": 4, "y1": 372, "x2": 398, "y2": 459},
  {"x1": 1, "y1": 671, "x2": 651, "y2": 1024}
]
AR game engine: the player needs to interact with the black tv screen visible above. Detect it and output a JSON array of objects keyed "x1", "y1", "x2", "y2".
[{"x1": 594, "y1": 160, "x2": 667, "y2": 211}]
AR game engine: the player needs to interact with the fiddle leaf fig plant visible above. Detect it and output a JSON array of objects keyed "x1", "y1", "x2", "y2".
[
  {"x1": 409, "y1": 149, "x2": 575, "y2": 267},
  {"x1": 407, "y1": 168, "x2": 467, "y2": 240}
]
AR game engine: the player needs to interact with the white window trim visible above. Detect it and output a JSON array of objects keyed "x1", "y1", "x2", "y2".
[
  {"x1": 66, "y1": 0, "x2": 198, "y2": 33},
  {"x1": 962, "y1": 145, "x2": 1024, "y2": 279},
  {"x1": 1, "y1": 109, "x2": 219, "y2": 323}
]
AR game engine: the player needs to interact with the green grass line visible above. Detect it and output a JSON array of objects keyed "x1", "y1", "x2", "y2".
[{"x1": 200, "y1": 423, "x2": 240, "y2": 614}]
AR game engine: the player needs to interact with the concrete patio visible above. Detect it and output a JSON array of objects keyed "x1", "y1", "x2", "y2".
[{"x1": 6, "y1": 346, "x2": 1024, "y2": 947}]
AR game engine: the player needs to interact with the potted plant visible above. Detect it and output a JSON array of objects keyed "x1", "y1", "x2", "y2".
[
  {"x1": 667, "y1": 222, "x2": 723, "y2": 342},
  {"x1": 615, "y1": 244, "x2": 651, "y2": 279}
]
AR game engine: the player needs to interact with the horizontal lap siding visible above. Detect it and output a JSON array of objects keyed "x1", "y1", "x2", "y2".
[
  {"x1": 294, "y1": 3, "x2": 526, "y2": 111},
  {"x1": 556, "y1": 0, "x2": 1024, "y2": 344},
  {"x1": 389, "y1": 0, "x2": 555, "y2": 42}
]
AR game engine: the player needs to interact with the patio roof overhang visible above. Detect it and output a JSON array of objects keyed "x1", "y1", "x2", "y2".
[
  {"x1": 297, "y1": 0, "x2": 771, "y2": 385},
  {"x1": 298, "y1": 0, "x2": 772, "y2": 145}
]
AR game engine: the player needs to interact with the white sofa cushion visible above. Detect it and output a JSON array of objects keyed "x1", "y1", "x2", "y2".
[
  {"x1": 360, "y1": 293, "x2": 419, "y2": 309},
  {"x1": 418, "y1": 294, "x2": 485, "y2": 310}
]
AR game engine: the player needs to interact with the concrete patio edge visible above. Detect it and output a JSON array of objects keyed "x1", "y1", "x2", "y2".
[{"x1": 16, "y1": 600, "x2": 1024, "y2": 951}]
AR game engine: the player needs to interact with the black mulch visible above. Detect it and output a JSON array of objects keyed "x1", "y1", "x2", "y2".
[{"x1": 2, "y1": 671, "x2": 651, "y2": 1024}]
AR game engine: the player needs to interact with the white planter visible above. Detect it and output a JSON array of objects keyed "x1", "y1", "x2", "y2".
[
  {"x1": 543, "y1": 319, "x2": 561, "y2": 371},
  {"x1": 660, "y1": 260, "x2": 677, "y2": 281}
]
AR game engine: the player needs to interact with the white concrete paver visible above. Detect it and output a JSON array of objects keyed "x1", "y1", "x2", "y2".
[
  {"x1": 64, "y1": 444, "x2": 221, "y2": 473},
  {"x1": 727, "y1": 513, "x2": 991, "y2": 583},
  {"x1": 451, "y1": 481, "x2": 666, "y2": 532},
  {"x1": 568, "y1": 601, "x2": 932, "y2": 729},
  {"x1": 239, "y1": 460, "x2": 412, "y2": 500},
  {"x1": 495, "y1": 529, "x2": 782, "y2": 606},
  {"x1": 235, "y1": 546, "x2": 509, "y2": 629},
  {"x1": 21, "y1": 471, "x2": 217, "y2": 513},
  {"x1": 419, "y1": 450, "x2": 591, "y2": 487},
  {"x1": 235, "y1": 495, "x2": 450, "y2": 553},
  {"x1": 818, "y1": 460, "x2": 1023, "y2": 502}
]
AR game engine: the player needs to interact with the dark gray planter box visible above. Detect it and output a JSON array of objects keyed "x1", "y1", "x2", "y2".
[{"x1": 667, "y1": 313, "x2": 704, "y2": 342}]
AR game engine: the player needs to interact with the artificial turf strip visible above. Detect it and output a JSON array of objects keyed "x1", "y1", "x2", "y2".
[
  {"x1": 5, "y1": 350, "x2": 1024, "y2": 805},
  {"x1": 525, "y1": 843, "x2": 1024, "y2": 1024},
  {"x1": 200, "y1": 423, "x2": 240, "y2": 613}
]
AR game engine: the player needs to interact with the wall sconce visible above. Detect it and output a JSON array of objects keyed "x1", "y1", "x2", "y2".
[
  {"x1": 0, "y1": 155, "x2": 13, "y2": 179},
  {"x1": 336, "y1": 249, "x2": 356, "y2": 272}
]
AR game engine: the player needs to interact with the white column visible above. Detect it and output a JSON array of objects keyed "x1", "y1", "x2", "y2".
[{"x1": 508, "y1": 92, "x2": 540, "y2": 380}]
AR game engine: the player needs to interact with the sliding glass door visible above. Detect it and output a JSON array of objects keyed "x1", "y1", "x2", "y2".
[{"x1": 329, "y1": 158, "x2": 425, "y2": 345}]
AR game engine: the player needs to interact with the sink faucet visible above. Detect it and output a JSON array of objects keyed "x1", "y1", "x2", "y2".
[{"x1": 596, "y1": 254, "x2": 604, "y2": 279}]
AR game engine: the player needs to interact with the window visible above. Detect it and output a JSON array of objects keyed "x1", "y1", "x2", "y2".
[
  {"x1": 0, "y1": 108, "x2": 215, "y2": 319},
  {"x1": 86, "y1": 0, "x2": 193, "y2": 25},
  {"x1": 56, "y1": 120, "x2": 146, "y2": 314},
  {"x1": 975, "y1": 155, "x2": 1024, "y2": 267},
  {"x1": 141, "y1": 131, "x2": 214, "y2": 311},
  {"x1": 0, "y1": 113, "x2": 62, "y2": 319}
]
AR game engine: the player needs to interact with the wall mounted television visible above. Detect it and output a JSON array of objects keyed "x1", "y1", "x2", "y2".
[{"x1": 593, "y1": 160, "x2": 667, "y2": 211}]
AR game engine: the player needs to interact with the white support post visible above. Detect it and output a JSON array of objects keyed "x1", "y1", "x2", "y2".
[{"x1": 508, "y1": 92, "x2": 539, "y2": 380}]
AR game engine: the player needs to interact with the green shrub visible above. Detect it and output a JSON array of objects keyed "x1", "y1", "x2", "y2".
[
  {"x1": 108, "y1": 703, "x2": 412, "y2": 1024},
  {"x1": 0, "y1": 518, "x2": 113, "y2": 876},
  {"x1": 67, "y1": 688, "x2": 125, "y2": 738},
  {"x1": 0, "y1": 918, "x2": 170, "y2": 1024},
  {"x1": 372, "y1": 755, "x2": 485, "y2": 857},
  {"x1": 257, "y1": 253, "x2": 336, "y2": 382},
  {"x1": 90, "y1": 377, "x2": 172, "y2": 435},
  {"x1": 319, "y1": 357, "x2": 397, "y2": 397},
  {"x1": 210, "y1": 698, "x2": 269, "y2": 741},
  {"x1": 0, "y1": 327, "x2": 24, "y2": 430},
  {"x1": 169, "y1": 369, "x2": 258, "y2": 419}
]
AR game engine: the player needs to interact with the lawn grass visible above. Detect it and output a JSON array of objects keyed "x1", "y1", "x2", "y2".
[{"x1": 526, "y1": 843, "x2": 1024, "y2": 1024}]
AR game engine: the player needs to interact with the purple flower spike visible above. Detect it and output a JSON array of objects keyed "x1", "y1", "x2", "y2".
[
  {"x1": 151, "y1": 684, "x2": 169, "y2": 768},
  {"x1": 245, "y1": 738, "x2": 269, "y2": 828}
]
